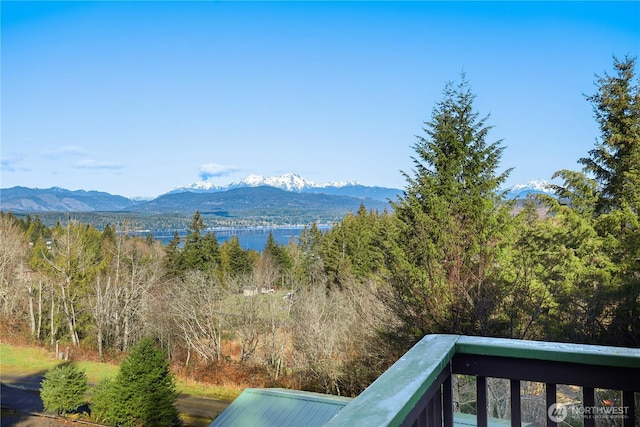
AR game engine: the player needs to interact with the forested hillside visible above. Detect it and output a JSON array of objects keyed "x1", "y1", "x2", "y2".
[{"x1": 0, "y1": 58, "x2": 637, "y2": 402}]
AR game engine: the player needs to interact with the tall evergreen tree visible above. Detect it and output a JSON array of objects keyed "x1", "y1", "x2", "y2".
[
  {"x1": 263, "y1": 231, "x2": 291, "y2": 274},
  {"x1": 545, "y1": 57, "x2": 639, "y2": 346},
  {"x1": 292, "y1": 223, "x2": 326, "y2": 287},
  {"x1": 163, "y1": 231, "x2": 182, "y2": 278},
  {"x1": 26, "y1": 214, "x2": 50, "y2": 244},
  {"x1": 579, "y1": 56, "x2": 640, "y2": 346},
  {"x1": 321, "y1": 205, "x2": 387, "y2": 287},
  {"x1": 180, "y1": 211, "x2": 220, "y2": 274},
  {"x1": 100, "y1": 224, "x2": 117, "y2": 246},
  {"x1": 221, "y1": 236, "x2": 253, "y2": 276},
  {"x1": 580, "y1": 55, "x2": 640, "y2": 215},
  {"x1": 384, "y1": 75, "x2": 513, "y2": 345}
]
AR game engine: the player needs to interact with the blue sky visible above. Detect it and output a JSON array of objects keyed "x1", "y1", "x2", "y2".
[{"x1": 2, "y1": 1, "x2": 639, "y2": 198}]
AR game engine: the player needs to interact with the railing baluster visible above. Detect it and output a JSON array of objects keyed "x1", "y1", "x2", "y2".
[
  {"x1": 433, "y1": 383, "x2": 442, "y2": 427},
  {"x1": 510, "y1": 379, "x2": 521, "y2": 427},
  {"x1": 426, "y1": 396, "x2": 433, "y2": 427},
  {"x1": 326, "y1": 336, "x2": 640, "y2": 427},
  {"x1": 622, "y1": 390, "x2": 635, "y2": 427},
  {"x1": 443, "y1": 374, "x2": 454, "y2": 427},
  {"x1": 412, "y1": 407, "x2": 420, "y2": 427},
  {"x1": 416, "y1": 392, "x2": 427, "y2": 427},
  {"x1": 477, "y1": 376, "x2": 488, "y2": 427},
  {"x1": 583, "y1": 386, "x2": 595, "y2": 427},
  {"x1": 546, "y1": 383, "x2": 557, "y2": 427}
]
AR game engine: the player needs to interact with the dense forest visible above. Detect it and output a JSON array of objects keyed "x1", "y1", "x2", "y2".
[{"x1": 0, "y1": 57, "x2": 638, "y2": 399}]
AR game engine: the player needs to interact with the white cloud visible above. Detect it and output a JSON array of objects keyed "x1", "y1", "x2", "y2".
[
  {"x1": 59, "y1": 145, "x2": 87, "y2": 154},
  {"x1": 75, "y1": 159, "x2": 124, "y2": 170},
  {"x1": 1, "y1": 159, "x2": 16, "y2": 172},
  {"x1": 42, "y1": 145, "x2": 88, "y2": 159},
  {"x1": 199, "y1": 162, "x2": 239, "y2": 180},
  {"x1": 0, "y1": 152, "x2": 30, "y2": 174}
]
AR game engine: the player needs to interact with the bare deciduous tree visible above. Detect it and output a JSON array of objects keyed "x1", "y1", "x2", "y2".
[
  {"x1": 170, "y1": 271, "x2": 229, "y2": 363},
  {"x1": 90, "y1": 232, "x2": 163, "y2": 356},
  {"x1": 0, "y1": 215, "x2": 30, "y2": 322},
  {"x1": 289, "y1": 277, "x2": 394, "y2": 396},
  {"x1": 262, "y1": 269, "x2": 296, "y2": 380}
]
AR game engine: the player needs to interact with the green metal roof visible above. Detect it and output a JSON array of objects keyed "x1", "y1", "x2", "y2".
[
  {"x1": 453, "y1": 413, "x2": 533, "y2": 427},
  {"x1": 209, "y1": 388, "x2": 533, "y2": 427},
  {"x1": 208, "y1": 388, "x2": 353, "y2": 427}
]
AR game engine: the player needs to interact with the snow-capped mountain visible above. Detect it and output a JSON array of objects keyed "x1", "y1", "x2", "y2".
[
  {"x1": 0, "y1": 178, "x2": 559, "y2": 214},
  {"x1": 168, "y1": 173, "x2": 399, "y2": 202},
  {"x1": 504, "y1": 180, "x2": 555, "y2": 199},
  {"x1": 169, "y1": 174, "x2": 558, "y2": 203},
  {"x1": 171, "y1": 173, "x2": 358, "y2": 194},
  {"x1": 229, "y1": 173, "x2": 315, "y2": 192},
  {"x1": 230, "y1": 173, "x2": 362, "y2": 191},
  {"x1": 167, "y1": 181, "x2": 222, "y2": 193}
]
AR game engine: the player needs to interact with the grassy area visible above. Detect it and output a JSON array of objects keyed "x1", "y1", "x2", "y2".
[
  {"x1": 177, "y1": 378, "x2": 242, "y2": 401},
  {"x1": 0, "y1": 343, "x2": 241, "y2": 402},
  {"x1": 0, "y1": 342, "x2": 61, "y2": 374},
  {"x1": 0, "y1": 343, "x2": 118, "y2": 383}
]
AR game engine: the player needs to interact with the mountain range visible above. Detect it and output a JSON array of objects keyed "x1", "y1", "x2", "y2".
[
  {"x1": 0, "y1": 186, "x2": 138, "y2": 212},
  {"x1": 167, "y1": 173, "x2": 401, "y2": 201},
  {"x1": 0, "y1": 173, "x2": 554, "y2": 214}
]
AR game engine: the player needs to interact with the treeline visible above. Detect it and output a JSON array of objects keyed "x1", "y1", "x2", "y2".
[
  {"x1": 0, "y1": 208, "x2": 392, "y2": 396},
  {"x1": 9, "y1": 210, "x2": 331, "y2": 232},
  {"x1": 0, "y1": 57, "x2": 638, "y2": 397}
]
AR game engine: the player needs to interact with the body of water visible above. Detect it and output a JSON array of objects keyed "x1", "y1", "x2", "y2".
[{"x1": 138, "y1": 226, "x2": 330, "y2": 251}]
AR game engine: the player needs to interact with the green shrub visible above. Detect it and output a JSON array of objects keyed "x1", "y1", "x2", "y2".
[{"x1": 40, "y1": 364, "x2": 87, "y2": 415}]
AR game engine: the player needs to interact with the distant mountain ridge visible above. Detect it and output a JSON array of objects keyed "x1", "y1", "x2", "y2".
[
  {"x1": 130, "y1": 186, "x2": 390, "y2": 217},
  {"x1": 168, "y1": 173, "x2": 401, "y2": 203},
  {"x1": 0, "y1": 186, "x2": 137, "y2": 212},
  {"x1": 0, "y1": 174, "x2": 555, "y2": 214}
]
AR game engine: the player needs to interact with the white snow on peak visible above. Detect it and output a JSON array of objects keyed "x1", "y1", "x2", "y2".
[
  {"x1": 171, "y1": 181, "x2": 221, "y2": 192},
  {"x1": 169, "y1": 174, "x2": 554, "y2": 200},
  {"x1": 314, "y1": 179, "x2": 359, "y2": 188},
  {"x1": 233, "y1": 173, "x2": 312, "y2": 192},
  {"x1": 508, "y1": 179, "x2": 553, "y2": 192},
  {"x1": 229, "y1": 173, "x2": 360, "y2": 192}
]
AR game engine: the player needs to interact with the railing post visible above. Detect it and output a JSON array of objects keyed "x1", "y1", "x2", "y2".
[
  {"x1": 432, "y1": 387, "x2": 442, "y2": 426},
  {"x1": 477, "y1": 376, "x2": 487, "y2": 427},
  {"x1": 546, "y1": 383, "x2": 557, "y2": 427},
  {"x1": 414, "y1": 393, "x2": 427, "y2": 427},
  {"x1": 583, "y1": 387, "x2": 595, "y2": 427},
  {"x1": 622, "y1": 390, "x2": 635, "y2": 427},
  {"x1": 443, "y1": 374, "x2": 454, "y2": 427},
  {"x1": 510, "y1": 379, "x2": 521, "y2": 427},
  {"x1": 425, "y1": 392, "x2": 432, "y2": 426}
]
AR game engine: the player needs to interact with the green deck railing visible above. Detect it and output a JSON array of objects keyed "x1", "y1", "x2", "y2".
[{"x1": 325, "y1": 335, "x2": 640, "y2": 427}]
